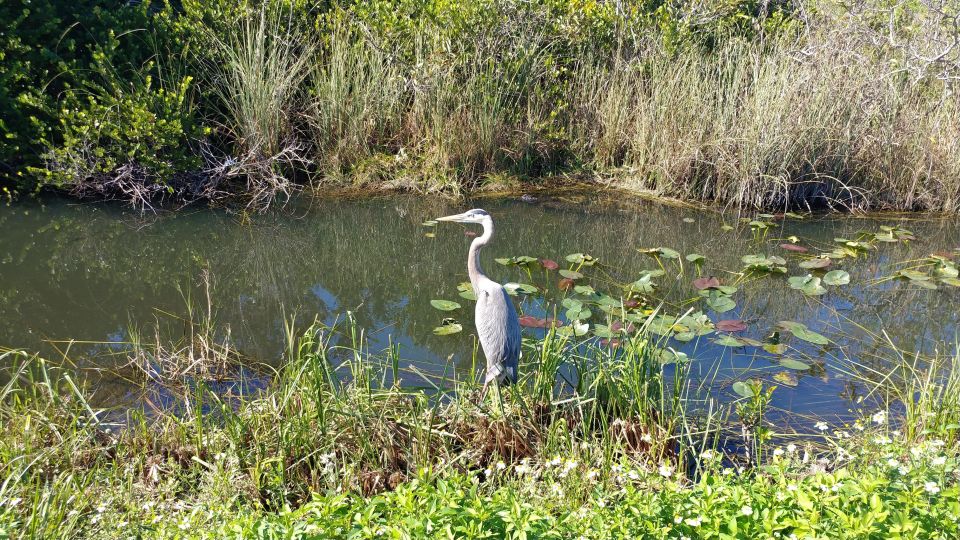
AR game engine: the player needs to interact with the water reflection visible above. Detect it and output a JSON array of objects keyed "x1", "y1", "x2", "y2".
[{"x1": 0, "y1": 193, "x2": 957, "y2": 417}]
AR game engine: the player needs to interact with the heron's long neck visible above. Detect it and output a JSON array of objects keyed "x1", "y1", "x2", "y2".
[{"x1": 467, "y1": 219, "x2": 493, "y2": 288}]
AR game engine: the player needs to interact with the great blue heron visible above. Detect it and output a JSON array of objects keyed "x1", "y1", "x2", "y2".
[{"x1": 436, "y1": 209, "x2": 520, "y2": 396}]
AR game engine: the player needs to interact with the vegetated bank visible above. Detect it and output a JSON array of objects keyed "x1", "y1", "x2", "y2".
[
  {"x1": 1, "y1": 316, "x2": 958, "y2": 538},
  {"x1": 2, "y1": 0, "x2": 958, "y2": 212}
]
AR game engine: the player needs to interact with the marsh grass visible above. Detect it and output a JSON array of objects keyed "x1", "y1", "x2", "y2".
[{"x1": 202, "y1": 4, "x2": 315, "y2": 209}]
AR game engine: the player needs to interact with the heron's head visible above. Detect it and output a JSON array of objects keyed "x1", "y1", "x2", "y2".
[{"x1": 436, "y1": 208, "x2": 490, "y2": 224}]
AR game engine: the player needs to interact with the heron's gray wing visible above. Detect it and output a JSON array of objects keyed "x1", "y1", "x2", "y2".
[{"x1": 475, "y1": 280, "x2": 521, "y2": 383}]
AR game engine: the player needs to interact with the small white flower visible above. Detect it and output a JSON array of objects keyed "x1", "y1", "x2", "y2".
[
  {"x1": 587, "y1": 469, "x2": 599, "y2": 480},
  {"x1": 700, "y1": 449, "x2": 716, "y2": 461},
  {"x1": 887, "y1": 458, "x2": 900, "y2": 468},
  {"x1": 495, "y1": 461, "x2": 506, "y2": 471},
  {"x1": 548, "y1": 456, "x2": 562, "y2": 467},
  {"x1": 898, "y1": 465, "x2": 910, "y2": 475},
  {"x1": 815, "y1": 422, "x2": 829, "y2": 431},
  {"x1": 872, "y1": 411, "x2": 887, "y2": 425},
  {"x1": 684, "y1": 516, "x2": 703, "y2": 527},
  {"x1": 787, "y1": 444, "x2": 797, "y2": 453},
  {"x1": 641, "y1": 433, "x2": 653, "y2": 443},
  {"x1": 674, "y1": 515, "x2": 683, "y2": 524},
  {"x1": 658, "y1": 464, "x2": 674, "y2": 478},
  {"x1": 628, "y1": 470, "x2": 640, "y2": 480},
  {"x1": 932, "y1": 456, "x2": 947, "y2": 466},
  {"x1": 874, "y1": 436, "x2": 892, "y2": 445},
  {"x1": 924, "y1": 481, "x2": 940, "y2": 495},
  {"x1": 773, "y1": 448, "x2": 785, "y2": 457},
  {"x1": 741, "y1": 505, "x2": 754, "y2": 516},
  {"x1": 787, "y1": 484, "x2": 798, "y2": 492}
]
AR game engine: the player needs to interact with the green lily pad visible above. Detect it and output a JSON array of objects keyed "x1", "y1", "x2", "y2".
[
  {"x1": 705, "y1": 291, "x2": 736, "y2": 313},
  {"x1": 628, "y1": 274, "x2": 656, "y2": 293},
  {"x1": 822, "y1": 270, "x2": 851, "y2": 286},
  {"x1": 456, "y1": 282, "x2": 477, "y2": 301},
  {"x1": 430, "y1": 299, "x2": 461, "y2": 311},
  {"x1": 565, "y1": 253, "x2": 599, "y2": 266},
  {"x1": 799, "y1": 258, "x2": 832, "y2": 270},
  {"x1": 559, "y1": 269, "x2": 583, "y2": 280},
  {"x1": 715, "y1": 335, "x2": 746, "y2": 347},
  {"x1": 732, "y1": 381, "x2": 754, "y2": 398},
  {"x1": 780, "y1": 358, "x2": 811, "y2": 370},
  {"x1": 433, "y1": 319, "x2": 463, "y2": 335},
  {"x1": 574, "y1": 285, "x2": 596, "y2": 296},
  {"x1": 685, "y1": 253, "x2": 706, "y2": 264},
  {"x1": 788, "y1": 275, "x2": 827, "y2": 296},
  {"x1": 778, "y1": 321, "x2": 830, "y2": 345}
]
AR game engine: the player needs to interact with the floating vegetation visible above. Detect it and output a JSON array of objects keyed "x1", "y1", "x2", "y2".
[
  {"x1": 433, "y1": 318, "x2": 463, "y2": 335},
  {"x1": 430, "y1": 299, "x2": 461, "y2": 311}
]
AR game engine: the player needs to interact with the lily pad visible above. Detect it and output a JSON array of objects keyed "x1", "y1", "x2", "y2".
[
  {"x1": 559, "y1": 269, "x2": 583, "y2": 280},
  {"x1": 822, "y1": 270, "x2": 850, "y2": 286},
  {"x1": 732, "y1": 381, "x2": 754, "y2": 398},
  {"x1": 519, "y1": 316, "x2": 560, "y2": 329},
  {"x1": 778, "y1": 321, "x2": 830, "y2": 345},
  {"x1": 628, "y1": 274, "x2": 656, "y2": 294},
  {"x1": 715, "y1": 319, "x2": 747, "y2": 332},
  {"x1": 565, "y1": 253, "x2": 599, "y2": 266},
  {"x1": 433, "y1": 319, "x2": 463, "y2": 335},
  {"x1": 780, "y1": 243, "x2": 808, "y2": 253},
  {"x1": 574, "y1": 284, "x2": 596, "y2": 296},
  {"x1": 799, "y1": 257, "x2": 832, "y2": 270},
  {"x1": 780, "y1": 358, "x2": 811, "y2": 370},
  {"x1": 693, "y1": 276, "x2": 721, "y2": 290},
  {"x1": 704, "y1": 291, "x2": 736, "y2": 313},
  {"x1": 641, "y1": 247, "x2": 681, "y2": 259},
  {"x1": 788, "y1": 275, "x2": 827, "y2": 296},
  {"x1": 685, "y1": 253, "x2": 706, "y2": 264},
  {"x1": 715, "y1": 335, "x2": 746, "y2": 347},
  {"x1": 773, "y1": 371, "x2": 799, "y2": 387},
  {"x1": 421, "y1": 220, "x2": 438, "y2": 226},
  {"x1": 539, "y1": 258, "x2": 559, "y2": 270},
  {"x1": 504, "y1": 282, "x2": 538, "y2": 295},
  {"x1": 457, "y1": 282, "x2": 477, "y2": 301},
  {"x1": 430, "y1": 299, "x2": 461, "y2": 311}
]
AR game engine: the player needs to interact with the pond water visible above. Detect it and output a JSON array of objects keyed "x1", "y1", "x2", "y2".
[{"x1": 1, "y1": 191, "x2": 958, "y2": 427}]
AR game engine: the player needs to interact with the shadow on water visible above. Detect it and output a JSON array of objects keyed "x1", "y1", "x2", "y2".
[{"x1": 0, "y1": 191, "x2": 957, "y2": 421}]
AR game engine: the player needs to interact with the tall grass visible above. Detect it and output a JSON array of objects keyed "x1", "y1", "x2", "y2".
[
  {"x1": 568, "y1": 35, "x2": 960, "y2": 211},
  {"x1": 203, "y1": 4, "x2": 315, "y2": 208}
]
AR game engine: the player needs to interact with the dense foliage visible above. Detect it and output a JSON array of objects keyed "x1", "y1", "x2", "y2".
[{"x1": 1, "y1": 0, "x2": 958, "y2": 210}]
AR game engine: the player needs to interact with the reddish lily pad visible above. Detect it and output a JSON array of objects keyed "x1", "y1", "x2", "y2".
[
  {"x1": 558, "y1": 278, "x2": 575, "y2": 291},
  {"x1": 780, "y1": 243, "x2": 808, "y2": 253},
  {"x1": 693, "y1": 276, "x2": 721, "y2": 290},
  {"x1": 519, "y1": 316, "x2": 561, "y2": 329},
  {"x1": 716, "y1": 319, "x2": 748, "y2": 332},
  {"x1": 540, "y1": 258, "x2": 559, "y2": 270}
]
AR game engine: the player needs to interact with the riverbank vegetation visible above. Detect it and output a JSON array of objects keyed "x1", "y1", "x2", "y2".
[
  {"x1": 1, "y1": 315, "x2": 958, "y2": 538},
  {"x1": 2, "y1": 0, "x2": 959, "y2": 211}
]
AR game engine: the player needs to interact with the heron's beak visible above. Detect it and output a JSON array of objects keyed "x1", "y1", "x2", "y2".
[{"x1": 436, "y1": 212, "x2": 468, "y2": 223}]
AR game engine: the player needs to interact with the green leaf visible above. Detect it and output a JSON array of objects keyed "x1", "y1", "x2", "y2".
[
  {"x1": 565, "y1": 253, "x2": 598, "y2": 266},
  {"x1": 433, "y1": 320, "x2": 463, "y2": 335},
  {"x1": 705, "y1": 291, "x2": 736, "y2": 313},
  {"x1": 778, "y1": 321, "x2": 830, "y2": 345},
  {"x1": 732, "y1": 381, "x2": 753, "y2": 398},
  {"x1": 780, "y1": 358, "x2": 811, "y2": 370},
  {"x1": 714, "y1": 335, "x2": 746, "y2": 347},
  {"x1": 773, "y1": 371, "x2": 799, "y2": 387},
  {"x1": 799, "y1": 257, "x2": 832, "y2": 269},
  {"x1": 685, "y1": 253, "x2": 706, "y2": 264},
  {"x1": 430, "y1": 299, "x2": 461, "y2": 311},
  {"x1": 823, "y1": 270, "x2": 851, "y2": 286},
  {"x1": 559, "y1": 269, "x2": 583, "y2": 280}
]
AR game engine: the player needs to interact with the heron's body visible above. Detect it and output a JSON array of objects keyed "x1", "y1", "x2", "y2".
[{"x1": 438, "y1": 209, "x2": 521, "y2": 392}]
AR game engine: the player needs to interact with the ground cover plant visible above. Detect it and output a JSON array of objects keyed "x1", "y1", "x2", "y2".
[{"x1": 2, "y1": 0, "x2": 959, "y2": 211}]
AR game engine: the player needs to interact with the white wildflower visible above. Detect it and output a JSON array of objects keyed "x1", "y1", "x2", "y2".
[
  {"x1": 684, "y1": 516, "x2": 703, "y2": 527},
  {"x1": 815, "y1": 422, "x2": 829, "y2": 431},
  {"x1": 872, "y1": 411, "x2": 887, "y2": 425},
  {"x1": 658, "y1": 464, "x2": 674, "y2": 478},
  {"x1": 787, "y1": 444, "x2": 797, "y2": 453},
  {"x1": 924, "y1": 481, "x2": 940, "y2": 495},
  {"x1": 773, "y1": 448, "x2": 785, "y2": 457},
  {"x1": 932, "y1": 456, "x2": 947, "y2": 466},
  {"x1": 496, "y1": 461, "x2": 506, "y2": 471},
  {"x1": 741, "y1": 505, "x2": 754, "y2": 516}
]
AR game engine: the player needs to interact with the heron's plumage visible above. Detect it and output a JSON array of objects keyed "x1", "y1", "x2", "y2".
[{"x1": 437, "y1": 208, "x2": 521, "y2": 388}]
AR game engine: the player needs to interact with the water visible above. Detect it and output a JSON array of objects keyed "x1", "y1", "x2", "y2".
[{"x1": 1, "y1": 192, "x2": 958, "y2": 423}]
